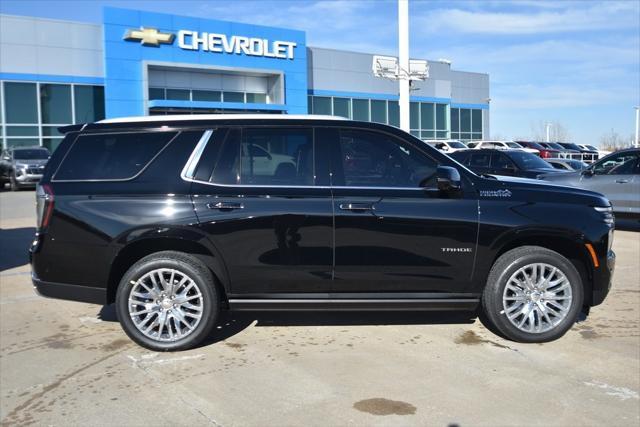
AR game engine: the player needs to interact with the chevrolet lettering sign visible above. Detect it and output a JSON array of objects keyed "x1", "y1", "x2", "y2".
[
  {"x1": 178, "y1": 31, "x2": 296, "y2": 59},
  {"x1": 123, "y1": 27, "x2": 297, "y2": 59}
]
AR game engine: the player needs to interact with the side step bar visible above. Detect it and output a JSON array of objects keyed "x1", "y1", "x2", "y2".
[{"x1": 228, "y1": 298, "x2": 479, "y2": 311}]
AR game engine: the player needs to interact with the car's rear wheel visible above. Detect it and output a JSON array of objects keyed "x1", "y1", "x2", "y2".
[
  {"x1": 482, "y1": 246, "x2": 583, "y2": 343},
  {"x1": 116, "y1": 251, "x2": 219, "y2": 351}
]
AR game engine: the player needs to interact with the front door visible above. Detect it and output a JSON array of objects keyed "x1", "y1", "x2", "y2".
[
  {"x1": 330, "y1": 128, "x2": 479, "y2": 294},
  {"x1": 585, "y1": 151, "x2": 640, "y2": 214},
  {"x1": 190, "y1": 127, "x2": 333, "y2": 296}
]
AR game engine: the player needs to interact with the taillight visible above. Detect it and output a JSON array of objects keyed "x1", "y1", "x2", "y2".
[
  {"x1": 36, "y1": 184, "x2": 54, "y2": 230},
  {"x1": 540, "y1": 150, "x2": 550, "y2": 158}
]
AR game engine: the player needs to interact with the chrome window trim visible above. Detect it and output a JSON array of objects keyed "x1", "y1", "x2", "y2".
[{"x1": 52, "y1": 129, "x2": 182, "y2": 183}]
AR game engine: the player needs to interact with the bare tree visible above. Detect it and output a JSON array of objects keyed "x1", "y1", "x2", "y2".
[
  {"x1": 599, "y1": 130, "x2": 635, "y2": 151},
  {"x1": 530, "y1": 120, "x2": 571, "y2": 142}
]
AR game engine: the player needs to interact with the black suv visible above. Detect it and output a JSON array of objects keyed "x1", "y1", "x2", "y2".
[{"x1": 30, "y1": 115, "x2": 615, "y2": 351}]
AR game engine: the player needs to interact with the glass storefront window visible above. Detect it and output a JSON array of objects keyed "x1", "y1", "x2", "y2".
[
  {"x1": 388, "y1": 101, "x2": 399, "y2": 127},
  {"x1": 42, "y1": 126, "x2": 63, "y2": 137},
  {"x1": 6, "y1": 138, "x2": 40, "y2": 148},
  {"x1": 43, "y1": 138, "x2": 63, "y2": 152},
  {"x1": 370, "y1": 100, "x2": 387, "y2": 124},
  {"x1": 4, "y1": 82, "x2": 38, "y2": 124},
  {"x1": 410, "y1": 102, "x2": 419, "y2": 129},
  {"x1": 6, "y1": 126, "x2": 38, "y2": 136},
  {"x1": 451, "y1": 108, "x2": 460, "y2": 132},
  {"x1": 246, "y1": 93, "x2": 267, "y2": 103},
  {"x1": 166, "y1": 89, "x2": 190, "y2": 101},
  {"x1": 352, "y1": 99, "x2": 369, "y2": 121},
  {"x1": 472, "y1": 109, "x2": 482, "y2": 133},
  {"x1": 421, "y1": 103, "x2": 434, "y2": 130},
  {"x1": 333, "y1": 97, "x2": 350, "y2": 118},
  {"x1": 149, "y1": 87, "x2": 165, "y2": 100},
  {"x1": 421, "y1": 130, "x2": 435, "y2": 139},
  {"x1": 40, "y1": 84, "x2": 72, "y2": 124},
  {"x1": 460, "y1": 109, "x2": 471, "y2": 132},
  {"x1": 74, "y1": 85, "x2": 105, "y2": 123},
  {"x1": 312, "y1": 96, "x2": 331, "y2": 115},
  {"x1": 192, "y1": 90, "x2": 221, "y2": 102},
  {"x1": 436, "y1": 104, "x2": 447, "y2": 130},
  {"x1": 223, "y1": 91, "x2": 245, "y2": 103}
]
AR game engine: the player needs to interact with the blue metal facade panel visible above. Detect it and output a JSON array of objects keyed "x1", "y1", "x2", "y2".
[{"x1": 103, "y1": 7, "x2": 307, "y2": 118}]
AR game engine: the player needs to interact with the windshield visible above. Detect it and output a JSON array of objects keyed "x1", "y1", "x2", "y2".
[
  {"x1": 545, "y1": 142, "x2": 563, "y2": 150},
  {"x1": 567, "y1": 160, "x2": 588, "y2": 170},
  {"x1": 560, "y1": 142, "x2": 582, "y2": 151},
  {"x1": 507, "y1": 151, "x2": 554, "y2": 170},
  {"x1": 448, "y1": 141, "x2": 466, "y2": 149},
  {"x1": 13, "y1": 149, "x2": 50, "y2": 160},
  {"x1": 506, "y1": 142, "x2": 523, "y2": 149},
  {"x1": 585, "y1": 145, "x2": 598, "y2": 151}
]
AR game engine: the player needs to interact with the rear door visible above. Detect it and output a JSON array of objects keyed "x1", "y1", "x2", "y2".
[
  {"x1": 330, "y1": 127, "x2": 479, "y2": 294},
  {"x1": 189, "y1": 126, "x2": 334, "y2": 296}
]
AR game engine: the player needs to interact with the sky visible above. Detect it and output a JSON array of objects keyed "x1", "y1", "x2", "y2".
[{"x1": 1, "y1": 0, "x2": 638, "y2": 146}]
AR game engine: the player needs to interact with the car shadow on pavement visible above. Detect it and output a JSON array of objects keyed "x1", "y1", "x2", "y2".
[
  {"x1": 0, "y1": 227, "x2": 36, "y2": 272},
  {"x1": 97, "y1": 304, "x2": 478, "y2": 349},
  {"x1": 616, "y1": 218, "x2": 640, "y2": 232}
]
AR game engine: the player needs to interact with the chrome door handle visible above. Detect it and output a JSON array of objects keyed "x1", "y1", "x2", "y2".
[
  {"x1": 615, "y1": 179, "x2": 629, "y2": 184},
  {"x1": 339, "y1": 203, "x2": 374, "y2": 212},
  {"x1": 207, "y1": 201, "x2": 244, "y2": 210}
]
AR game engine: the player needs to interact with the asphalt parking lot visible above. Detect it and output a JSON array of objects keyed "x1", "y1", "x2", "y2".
[{"x1": 1, "y1": 189, "x2": 639, "y2": 426}]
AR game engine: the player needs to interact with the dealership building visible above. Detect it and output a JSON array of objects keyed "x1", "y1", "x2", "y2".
[{"x1": 0, "y1": 7, "x2": 489, "y2": 151}]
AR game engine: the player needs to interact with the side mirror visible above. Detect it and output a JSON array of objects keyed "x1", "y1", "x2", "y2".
[
  {"x1": 581, "y1": 168, "x2": 594, "y2": 176},
  {"x1": 436, "y1": 166, "x2": 462, "y2": 192}
]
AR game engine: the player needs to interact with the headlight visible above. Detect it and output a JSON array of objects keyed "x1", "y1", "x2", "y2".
[
  {"x1": 15, "y1": 162, "x2": 28, "y2": 169},
  {"x1": 594, "y1": 206, "x2": 614, "y2": 225}
]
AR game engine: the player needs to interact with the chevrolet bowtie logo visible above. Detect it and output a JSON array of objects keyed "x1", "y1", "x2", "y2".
[{"x1": 123, "y1": 27, "x2": 175, "y2": 47}]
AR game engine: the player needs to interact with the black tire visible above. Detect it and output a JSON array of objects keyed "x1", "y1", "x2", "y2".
[
  {"x1": 115, "y1": 251, "x2": 219, "y2": 351},
  {"x1": 481, "y1": 246, "x2": 584, "y2": 343}
]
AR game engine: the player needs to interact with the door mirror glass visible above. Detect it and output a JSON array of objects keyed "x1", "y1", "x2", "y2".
[{"x1": 435, "y1": 166, "x2": 461, "y2": 192}]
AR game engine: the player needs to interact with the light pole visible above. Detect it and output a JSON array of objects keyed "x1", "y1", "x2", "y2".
[
  {"x1": 545, "y1": 122, "x2": 551, "y2": 142},
  {"x1": 398, "y1": 0, "x2": 410, "y2": 132},
  {"x1": 635, "y1": 106, "x2": 639, "y2": 148}
]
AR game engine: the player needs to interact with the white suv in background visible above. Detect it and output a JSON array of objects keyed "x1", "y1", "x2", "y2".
[
  {"x1": 470, "y1": 140, "x2": 539, "y2": 156},
  {"x1": 424, "y1": 139, "x2": 468, "y2": 153}
]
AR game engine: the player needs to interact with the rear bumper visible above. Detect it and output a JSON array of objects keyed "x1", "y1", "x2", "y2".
[
  {"x1": 32, "y1": 273, "x2": 106, "y2": 305},
  {"x1": 591, "y1": 250, "x2": 615, "y2": 307}
]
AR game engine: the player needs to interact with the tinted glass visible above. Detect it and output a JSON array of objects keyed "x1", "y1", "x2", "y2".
[
  {"x1": 246, "y1": 93, "x2": 267, "y2": 103},
  {"x1": 491, "y1": 152, "x2": 514, "y2": 169},
  {"x1": 74, "y1": 85, "x2": 105, "y2": 123},
  {"x1": 7, "y1": 126, "x2": 38, "y2": 136},
  {"x1": 388, "y1": 101, "x2": 399, "y2": 127},
  {"x1": 148, "y1": 87, "x2": 165, "y2": 100},
  {"x1": 460, "y1": 109, "x2": 471, "y2": 132},
  {"x1": 338, "y1": 129, "x2": 437, "y2": 188},
  {"x1": 4, "y1": 82, "x2": 38, "y2": 123},
  {"x1": 451, "y1": 108, "x2": 460, "y2": 132},
  {"x1": 40, "y1": 84, "x2": 72, "y2": 124},
  {"x1": 471, "y1": 109, "x2": 482, "y2": 132},
  {"x1": 410, "y1": 102, "x2": 419, "y2": 129},
  {"x1": 312, "y1": 96, "x2": 332, "y2": 115},
  {"x1": 12, "y1": 148, "x2": 50, "y2": 160},
  {"x1": 55, "y1": 131, "x2": 177, "y2": 180},
  {"x1": 560, "y1": 143, "x2": 582, "y2": 151},
  {"x1": 224, "y1": 91, "x2": 245, "y2": 103},
  {"x1": 333, "y1": 98, "x2": 350, "y2": 118},
  {"x1": 370, "y1": 100, "x2": 387, "y2": 123},
  {"x1": 192, "y1": 90, "x2": 221, "y2": 102},
  {"x1": 436, "y1": 104, "x2": 447, "y2": 130},
  {"x1": 166, "y1": 89, "x2": 190, "y2": 101},
  {"x1": 469, "y1": 152, "x2": 491, "y2": 168},
  {"x1": 507, "y1": 151, "x2": 554, "y2": 170},
  {"x1": 594, "y1": 152, "x2": 639, "y2": 175},
  {"x1": 352, "y1": 99, "x2": 369, "y2": 121},
  {"x1": 421, "y1": 103, "x2": 434, "y2": 129},
  {"x1": 210, "y1": 128, "x2": 314, "y2": 186},
  {"x1": 449, "y1": 141, "x2": 466, "y2": 149}
]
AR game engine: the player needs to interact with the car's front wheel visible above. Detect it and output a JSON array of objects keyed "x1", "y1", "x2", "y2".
[
  {"x1": 482, "y1": 246, "x2": 584, "y2": 343},
  {"x1": 116, "y1": 251, "x2": 219, "y2": 351}
]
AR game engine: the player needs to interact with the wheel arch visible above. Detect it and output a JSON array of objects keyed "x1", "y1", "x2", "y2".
[{"x1": 107, "y1": 237, "x2": 229, "y2": 305}]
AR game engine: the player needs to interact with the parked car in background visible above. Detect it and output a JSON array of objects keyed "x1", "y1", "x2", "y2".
[
  {"x1": 556, "y1": 142, "x2": 598, "y2": 163},
  {"x1": 516, "y1": 141, "x2": 560, "y2": 159},
  {"x1": 423, "y1": 139, "x2": 468, "y2": 153},
  {"x1": 540, "y1": 148, "x2": 639, "y2": 217},
  {"x1": 546, "y1": 158, "x2": 589, "y2": 171},
  {"x1": 578, "y1": 144, "x2": 610, "y2": 159},
  {"x1": 0, "y1": 146, "x2": 51, "y2": 191},
  {"x1": 471, "y1": 140, "x2": 539, "y2": 155},
  {"x1": 450, "y1": 149, "x2": 562, "y2": 179}
]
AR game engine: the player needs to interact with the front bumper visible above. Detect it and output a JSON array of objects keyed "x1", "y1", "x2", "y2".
[
  {"x1": 15, "y1": 173, "x2": 43, "y2": 185},
  {"x1": 591, "y1": 249, "x2": 615, "y2": 306}
]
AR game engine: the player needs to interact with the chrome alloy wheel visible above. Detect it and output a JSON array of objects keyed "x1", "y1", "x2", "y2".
[
  {"x1": 501, "y1": 263, "x2": 573, "y2": 334},
  {"x1": 128, "y1": 268, "x2": 204, "y2": 342}
]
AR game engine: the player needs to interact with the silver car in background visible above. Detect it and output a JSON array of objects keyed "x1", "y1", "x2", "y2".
[{"x1": 540, "y1": 148, "x2": 639, "y2": 217}]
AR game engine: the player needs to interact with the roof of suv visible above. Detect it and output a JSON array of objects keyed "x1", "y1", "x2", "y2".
[{"x1": 98, "y1": 114, "x2": 345, "y2": 124}]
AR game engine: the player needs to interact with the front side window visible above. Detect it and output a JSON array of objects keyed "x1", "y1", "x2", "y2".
[
  {"x1": 337, "y1": 129, "x2": 437, "y2": 188},
  {"x1": 507, "y1": 151, "x2": 554, "y2": 170},
  {"x1": 469, "y1": 152, "x2": 491, "y2": 168},
  {"x1": 491, "y1": 152, "x2": 514, "y2": 169},
  {"x1": 209, "y1": 128, "x2": 314, "y2": 186},
  {"x1": 54, "y1": 131, "x2": 177, "y2": 180},
  {"x1": 593, "y1": 152, "x2": 639, "y2": 175}
]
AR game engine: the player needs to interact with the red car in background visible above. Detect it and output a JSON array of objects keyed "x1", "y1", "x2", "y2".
[{"x1": 516, "y1": 141, "x2": 559, "y2": 159}]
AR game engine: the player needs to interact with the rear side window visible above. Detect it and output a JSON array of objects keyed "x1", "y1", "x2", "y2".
[
  {"x1": 469, "y1": 152, "x2": 491, "y2": 168},
  {"x1": 54, "y1": 131, "x2": 177, "y2": 180},
  {"x1": 208, "y1": 127, "x2": 314, "y2": 186}
]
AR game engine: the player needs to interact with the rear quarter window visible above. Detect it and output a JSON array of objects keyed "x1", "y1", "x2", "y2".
[{"x1": 54, "y1": 131, "x2": 178, "y2": 180}]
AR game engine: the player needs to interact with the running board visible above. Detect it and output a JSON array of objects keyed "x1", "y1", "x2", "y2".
[{"x1": 228, "y1": 298, "x2": 479, "y2": 311}]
